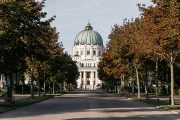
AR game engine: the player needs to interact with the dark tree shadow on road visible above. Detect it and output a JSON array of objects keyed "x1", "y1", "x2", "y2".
[
  {"x1": 0, "y1": 90, "x2": 179, "y2": 120},
  {"x1": 65, "y1": 114, "x2": 180, "y2": 120}
]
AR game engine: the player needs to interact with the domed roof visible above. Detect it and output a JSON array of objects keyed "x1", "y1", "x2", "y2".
[{"x1": 74, "y1": 23, "x2": 103, "y2": 46}]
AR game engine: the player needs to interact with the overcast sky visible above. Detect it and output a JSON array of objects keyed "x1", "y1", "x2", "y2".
[{"x1": 42, "y1": 0, "x2": 153, "y2": 54}]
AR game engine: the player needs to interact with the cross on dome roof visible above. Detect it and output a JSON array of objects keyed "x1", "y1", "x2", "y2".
[{"x1": 85, "y1": 22, "x2": 93, "y2": 30}]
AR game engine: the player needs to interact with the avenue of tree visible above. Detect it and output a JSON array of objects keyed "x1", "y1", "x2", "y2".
[
  {"x1": 0, "y1": 0, "x2": 79, "y2": 102},
  {"x1": 98, "y1": 0, "x2": 180, "y2": 105}
]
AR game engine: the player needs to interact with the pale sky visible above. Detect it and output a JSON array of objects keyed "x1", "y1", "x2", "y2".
[{"x1": 42, "y1": 0, "x2": 153, "y2": 53}]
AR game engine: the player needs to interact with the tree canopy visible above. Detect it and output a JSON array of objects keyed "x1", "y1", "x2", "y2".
[
  {"x1": 0, "y1": 0, "x2": 79, "y2": 101},
  {"x1": 98, "y1": 0, "x2": 180, "y2": 105}
]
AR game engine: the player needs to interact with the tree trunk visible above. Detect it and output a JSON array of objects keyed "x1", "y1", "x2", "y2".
[
  {"x1": 117, "y1": 80, "x2": 120, "y2": 94},
  {"x1": 156, "y1": 59, "x2": 159, "y2": 101},
  {"x1": 145, "y1": 60, "x2": 149, "y2": 99},
  {"x1": 131, "y1": 77, "x2": 135, "y2": 96},
  {"x1": 170, "y1": 54, "x2": 175, "y2": 105},
  {"x1": 135, "y1": 66, "x2": 140, "y2": 99},
  {"x1": 22, "y1": 85, "x2": 24, "y2": 94},
  {"x1": 5, "y1": 74, "x2": 13, "y2": 102},
  {"x1": 121, "y1": 74, "x2": 125, "y2": 95},
  {"x1": 30, "y1": 57, "x2": 34, "y2": 99},
  {"x1": 49, "y1": 84, "x2": 51, "y2": 95},
  {"x1": 30, "y1": 67, "x2": 34, "y2": 99},
  {"x1": 43, "y1": 82, "x2": 46, "y2": 96},
  {"x1": 38, "y1": 78, "x2": 40, "y2": 98},
  {"x1": 9, "y1": 74, "x2": 13, "y2": 102},
  {"x1": 53, "y1": 80, "x2": 55, "y2": 95}
]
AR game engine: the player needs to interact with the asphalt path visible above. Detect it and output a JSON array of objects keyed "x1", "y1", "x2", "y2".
[{"x1": 0, "y1": 90, "x2": 179, "y2": 120}]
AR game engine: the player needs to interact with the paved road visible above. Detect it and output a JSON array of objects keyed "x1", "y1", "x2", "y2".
[{"x1": 0, "y1": 90, "x2": 179, "y2": 120}]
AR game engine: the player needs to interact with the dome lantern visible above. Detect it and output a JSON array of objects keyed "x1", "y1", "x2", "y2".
[{"x1": 85, "y1": 22, "x2": 93, "y2": 30}]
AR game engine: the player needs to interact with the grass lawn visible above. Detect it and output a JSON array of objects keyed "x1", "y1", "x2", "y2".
[
  {"x1": 133, "y1": 98, "x2": 180, "y2": 113},
  {"x1": 134, "y1": 98, "x2": 167, "y2": 106},
  {"x1": 0, "y1": 95, "x2": 54, "y2": 113},
  {"x1": 175, "y1": 109, "x2": 180, "y2": 113}
]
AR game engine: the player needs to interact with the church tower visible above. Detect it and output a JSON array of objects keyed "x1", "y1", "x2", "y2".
[{"x1": 72, "y1": 23, "x2": 104, "y2": 90}]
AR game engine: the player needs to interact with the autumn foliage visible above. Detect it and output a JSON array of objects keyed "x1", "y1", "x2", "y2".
[
  {"x1": 0, "y1": 0, "x2": 79, "y2": 101},
  {"x1": 98, "y1": 0, "x2": 180, "y2": 105}
]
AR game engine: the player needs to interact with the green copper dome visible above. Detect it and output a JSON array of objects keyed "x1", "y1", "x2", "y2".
[{"x1": 74, "y1": 23, "x2": 103, "y2": 46}]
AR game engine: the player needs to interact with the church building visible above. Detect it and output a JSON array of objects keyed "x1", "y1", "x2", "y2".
[{"x1": 72, "y1": 23, "x2": 104, "y2": 90}]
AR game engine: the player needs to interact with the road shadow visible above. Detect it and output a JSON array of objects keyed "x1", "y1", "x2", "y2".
[
  {"x1": 65, "y1": 114, "x2": 180, "y2": 120},
  {"x1": 0, "y1": 89, "x2": 179, "y2": 120}
]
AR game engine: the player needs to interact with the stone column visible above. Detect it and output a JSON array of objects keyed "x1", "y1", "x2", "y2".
[
  {"x1": 91, "y1": 71, "x2": 94, "y2": 90},
  {"x1": 95, "y1": 71, "x2": 98, "y2": 89},
  {"x1": 96, "y1": 47, "x2": 98, "y2": 56},
  {"x1": 83, "y1": 71, "x2": 86, "y2": 89},
  {"x1": 91, "y1": 45, "x2": 93, "y2": 58},
  {"x1": 79, "y1": 72, "x2": 82, "y2": 89},
  {"x1": 84, "y1": 45, "x2": 86, "y2": 59}
]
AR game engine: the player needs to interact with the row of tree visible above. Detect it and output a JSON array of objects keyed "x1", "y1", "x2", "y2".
[
  {"x1": 98, "y1": 0, "x2": 179, "y2": 105},
  {"x1": 0, "y1": 0, "x2": 79, "y2": 102}
]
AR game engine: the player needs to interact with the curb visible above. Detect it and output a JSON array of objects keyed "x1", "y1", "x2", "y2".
[
  {"x1": 169, "y1": 110, "x2": 179, "y2": 114},
  {"x1": 156, "y1": 106, "x2": 179, "y2": 114}
]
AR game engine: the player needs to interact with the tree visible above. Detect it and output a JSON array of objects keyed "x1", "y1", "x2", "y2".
[
  {"x1": 139, "y1": 0, "x2": 180, "y2": 105},
  {"x1": 64, "y1": 55, "x2": 79, "y2": 90},
  {"x1": 98, "y1": 56, "x2": 116, "y2": 91},
  {"x1": 0, "y1": 0, "x2": 28, "y2": 102},
  {"x1": 0, "y1": 0, "x2": 57, "y2": 100},
  {"x1": 102, "y1": 19, "x2": 146, "y2": 97}
]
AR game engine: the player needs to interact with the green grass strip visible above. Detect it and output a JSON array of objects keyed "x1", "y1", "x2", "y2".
[
  {"x1": 134, "y1": 98, "x2": 168, "y2": 106},
  {"x1": 0, "y1": 95, "x2": 54, "y2": 113},
  {"x1": 133, "y1": 98, "x2": 180, "y2": 113}
]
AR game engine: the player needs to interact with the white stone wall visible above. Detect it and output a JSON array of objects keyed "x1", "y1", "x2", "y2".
[{"x1": 72, "y1": 44, "x2": 104, "y2": 90}]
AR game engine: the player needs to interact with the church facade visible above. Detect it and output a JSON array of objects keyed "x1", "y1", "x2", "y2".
[{"x1": 72, "y1": 23, "x2": 104, "y2": 90}]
